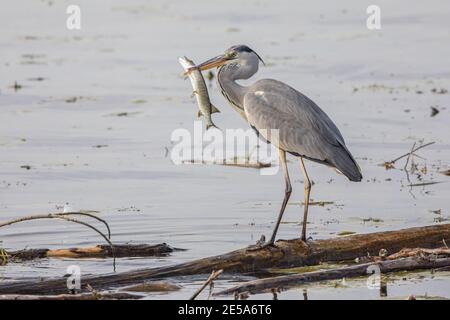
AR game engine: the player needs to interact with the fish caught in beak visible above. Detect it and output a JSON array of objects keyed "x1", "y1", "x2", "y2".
[{"x1": 185, "y1": 54, "x2": 231, "y2": 74}]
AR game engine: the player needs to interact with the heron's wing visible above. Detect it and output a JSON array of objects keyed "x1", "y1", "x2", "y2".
[{"x1": 243, "y1": 81, "x2": 361, "y2": 181}]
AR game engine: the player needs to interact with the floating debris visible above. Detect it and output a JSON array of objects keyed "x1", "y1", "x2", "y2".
[
  {"x1": 226, "y1": 27, "x2": 240, "y2": 33},
  {"x1": 107, "y1": 111, "x2": 142, "y2": 117},
  {"x1": 27, "y1": 77, "x2": 45, "y2": 81},
  {"x1": 117, "y1": 206, "x2": 141, "y2": 213},
  {"x1": 289, "y1": 200, "x2": 335, "y2": 207},
  {"x1": 11, "y1": 81, "x2": 23, "y2": 91},
  {"x1": 362, "y1": 217, "x2": 384, "y2": 223},
  {"x1": 182, "y1": 159, "x2": 272, "y2": 169},
  {"x1": 221, "y1": 161, "x2": 271, "y2": 169},
  {"x1": 408, "y1": 181, "x2": 440, "y2": 187},
  {"x1": 433, "y1": 214, "x2": 449, "y2": 223},
  {"x1": 381, "y1": 141, "x2": 435, "y2": 170},
  {"x1": 337, "y1": 231, "x2": 356, "y2": 236},
  {"x1": 430, "y1": 106, "x2": 440, "y2": 117},
  {"x1": 20, "y1": 165, "x2": 31, "y2": 170},
  {"x1": 21, "y1": 53, "x2": 46, "y2": 59},
  {"x1": 431, "y1": 88, "x2": 448, "y2": 94},
  {"x1": 132, "y1": 99, "x2": 147, "y2": 104},
  {"x1": 65, "y1": 97, "x2": 78, "y2": 103}
]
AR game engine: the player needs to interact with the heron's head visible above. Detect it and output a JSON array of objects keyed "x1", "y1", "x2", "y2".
[{"x1": 193, "y1": 45, "x2": 264, "y2": 79}]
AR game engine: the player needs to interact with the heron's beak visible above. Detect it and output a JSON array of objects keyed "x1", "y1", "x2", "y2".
[{"x1": 194, "y1": 54, "x2": 229, "y2": 71}]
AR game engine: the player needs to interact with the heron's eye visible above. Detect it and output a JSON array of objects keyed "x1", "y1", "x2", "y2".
[{"x1": 226, "y1": 51, "x2": 237, "y2": 59}]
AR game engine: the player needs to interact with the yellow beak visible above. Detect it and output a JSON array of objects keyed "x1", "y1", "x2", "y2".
[{"x1": 193, "y1": 54, "x2": 229, "y2": 71}]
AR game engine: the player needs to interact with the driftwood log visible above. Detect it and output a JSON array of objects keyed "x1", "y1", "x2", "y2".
[
  {"x1": 215, "y1": 254, "x2": 450, "y2": 296},
  {"x1": 0, "y1": 224, "x2": 448, "y2": 295},
  {"x1": 0, "y1": 292, "x2": 143, "y2": 300},
  {"x1": 6, "y1": 243, "x2": 181, "y2": 260}
]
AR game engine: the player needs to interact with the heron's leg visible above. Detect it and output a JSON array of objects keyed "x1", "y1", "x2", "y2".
[
  {"x1": 299, "y1": 157, "x2": 311, "y2": 242},
  {"x1": 267, "y1": 149, "x2": 292, "y2": 245}
]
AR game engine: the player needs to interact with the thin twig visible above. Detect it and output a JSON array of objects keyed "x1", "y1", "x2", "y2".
[
  {"x1": 407, "y1": 181, "x2": 440, "y2": 187},
  {"x1": 55, "y1": 211, "x2": 111, "y2": 239},
  {"x1": 387, "y1": 141, "x2": 435, "y2": 165},
  {"x1": 0, "y1": 214, "x2": 116, "y2": 271},
  {"x1": 403, "y1": 142, "x2": 416, "y2": 184},
  {"x1": 0, "y1": 211, "x2": 110, "y2": 239},
  {"x1": 189, "y1": 269, "x2": 223, "y2": 300}
]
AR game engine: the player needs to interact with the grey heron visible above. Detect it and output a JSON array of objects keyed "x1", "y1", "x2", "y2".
[{"x1": 194, "y1": 45, "x2": 362, "y2": 246}]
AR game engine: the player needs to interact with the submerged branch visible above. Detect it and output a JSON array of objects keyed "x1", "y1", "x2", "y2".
[
  {"x1": 215, "y1": 254, "x2": 450, "y2": 296},
  {"x1": 189, "y1": 269, "x2": 223, "y2": 300}
]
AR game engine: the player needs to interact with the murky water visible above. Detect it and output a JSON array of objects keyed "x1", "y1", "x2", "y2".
[{"x1": 1, "y1": 0, "x2": 449, "y2": 299}]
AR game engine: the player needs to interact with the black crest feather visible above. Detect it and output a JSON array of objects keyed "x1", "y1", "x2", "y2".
[{"x1": 229, "y1": 45, "x2": 265, "y2": 65}]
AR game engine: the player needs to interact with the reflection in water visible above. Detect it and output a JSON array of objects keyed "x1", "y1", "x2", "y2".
[
  {"x1": 303, "y1": 289, "x2": 308, "y2": 300},
  {"x1": 380, "y1": 280, "x2": 388, "y2": 297},
  {"x1": 272, "y1": 290, "x2": 278, "y2": 300}
]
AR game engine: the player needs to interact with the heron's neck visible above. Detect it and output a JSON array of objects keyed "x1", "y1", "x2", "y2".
[{"x1": 217, "y1": 66, "x2": 247, "y2": 115}]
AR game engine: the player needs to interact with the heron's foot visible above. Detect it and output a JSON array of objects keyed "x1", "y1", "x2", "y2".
[
  {"x1": 246, "y1": 242, "x2": 276, "y2": 251},
  {"x1": 246, "y1": 235, "x2": 277, "y2": 251}
]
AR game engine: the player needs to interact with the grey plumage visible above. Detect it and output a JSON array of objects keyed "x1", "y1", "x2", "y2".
[
  {"x1": 195, "y1": 44, "x2": 362, "y2": 244},
  {"x1": 244, "y1": 79, "x2": 362, "y2": 182}
]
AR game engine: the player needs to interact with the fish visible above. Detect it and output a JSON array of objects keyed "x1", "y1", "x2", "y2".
[{"x1": 178, "y1": 56, "x2": 220, "y2": 130}]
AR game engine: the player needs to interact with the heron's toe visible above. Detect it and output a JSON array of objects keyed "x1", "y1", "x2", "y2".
[{"x1": 245, "y1": 241, "x2": 276, "y2": 252}]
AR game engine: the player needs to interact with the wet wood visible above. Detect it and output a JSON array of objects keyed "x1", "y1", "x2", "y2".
[
  {"x1": 0, "y1": 223, "x2": 448, "y2": 295},
  {"x1": 7, "y1": 243, "x2": 181, "y2": 260},
  {"x1": 221, "y1": 162, "x2": 272, "y2": 169},
  {"x1": 190, "y1": 269, "x2": 223, "y2": 300},
  {"x1": 215, "y1": 254, "x2": 450, "y2": 296},
  {"x1": 387, "y1": 247, "x2": 450, "y2": 260},
  {"x1": 182, "y1": 159, "x2": 272, "y2": 169},
  {"x1": 0, "y1": 292, "x2": 143, "y2": 300},
  {"x1": 123, "y1": 281, "x2": 181, "y2": 292}
]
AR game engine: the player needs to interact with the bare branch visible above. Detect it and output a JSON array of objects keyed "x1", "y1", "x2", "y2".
[
  {"x1": 0, "y1": 213, "x2": 116, "y2": 271},
  {"x1": 384, "y1": 141, "x2": 435, "y2": 168},
  {"x1": 189, "y1": 269, "x2": 223, "y2": 300}
]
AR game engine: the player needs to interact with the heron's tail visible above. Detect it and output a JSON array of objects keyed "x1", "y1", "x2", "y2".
[{"x1": 331, "y1": 144, "x2": 362, "y2": 182}]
